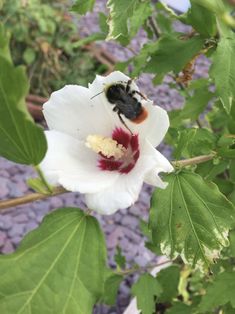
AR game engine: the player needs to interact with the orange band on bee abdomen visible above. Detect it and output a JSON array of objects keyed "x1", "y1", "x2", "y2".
[{"x1": 131, "y1": 108, "x2": 148, "y2": 124}]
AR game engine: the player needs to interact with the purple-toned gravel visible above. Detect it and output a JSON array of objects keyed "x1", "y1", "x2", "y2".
[{"x1": 0, "y1": 2, "x2": 211, "y2": 313}]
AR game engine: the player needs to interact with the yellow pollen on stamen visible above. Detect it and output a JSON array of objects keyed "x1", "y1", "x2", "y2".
[{"x1": 86, "y1": 135, "x2": 126, "y2": 159}]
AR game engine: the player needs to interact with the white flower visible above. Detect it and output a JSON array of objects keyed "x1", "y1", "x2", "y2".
[{"x1": 40, "y1": 71, "x2": 173, "y2": 215}]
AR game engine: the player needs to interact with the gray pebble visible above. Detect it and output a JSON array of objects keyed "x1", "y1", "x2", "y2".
[
  {"x1": 0, "y1": 231, "x2": 7, "y2": 247},
  {"x1": 122, "y1": 228, "x2": 141, "y2": 244},
  {"x1": 8, "y1": 166, "x2": 20, "y2": 176},
  {"x1": 8, "y1": 224, "x2": 25, "y2": 238},
  {"x1": 11, "y1": 236, "x2": 23, "y2": 246},
  {"x1": 114, "y1": 213, "x2": 122, "y2": 222},
  {"x1": 13, "y1": 213, "x2": 28, "y2": 223},
  {"x1": 1, "y1": 239, "x2": 14, "y2": 254},
  {"x1": 8, "y1": 182, "x2": 23, "y2": 197},
  {"x1": 106, "y1": 227, "x2": 123, "y2": 249},
  {"x1": 104, "y1": 224, "x2": 116, "y2": 234},
  {"x1": 36, "y1": 214, "x2": 45, "y2": 223},
  {"x1": 134, "y1": 255, "x2": 148, "y2": 267},
  {"x1": 25, "y1": 221, "x2": 39, "y2": 233},
  {"x1": 49, "y1": 197, "x2": 64, "y2": 209},
  {"x1": 0, "y1": 216, "x2": 13, "y2": 230},
  {"x1": 0, "y1": 170, "x2": 9, "y2": 178},
  {"x1": 32, "y1": 201, "x2": 50, "y2": 212},
  {"x1": 27, "y1": 210, "x2": 37, "y2": 219},
  {"x1": 121, "y1": 215, "x2": 139, "y2": 229},
  {"x1": 0, "y1": 185, "x2": 9, "y2": 199}
]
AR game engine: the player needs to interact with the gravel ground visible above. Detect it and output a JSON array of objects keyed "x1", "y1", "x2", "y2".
[{"x1": 0, "y1": 2, "x2": 210, "y2": 313}]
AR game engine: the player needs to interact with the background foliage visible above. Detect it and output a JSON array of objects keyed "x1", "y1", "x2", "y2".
[
  {"x1": 0, "y1": 0, "x2": 235, "y2": 313},
  {"x1": 0, "y1": 0, "x2": 107, "y2": 97}
]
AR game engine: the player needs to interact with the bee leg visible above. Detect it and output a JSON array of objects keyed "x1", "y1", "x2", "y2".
[
  {"x1": 132, "y1": 90, "x2": 148, "y2": 100},
  {"x1": 125, "y1": 79, "x2": 133, "y2": 93},
  {"x1": 117, "y1": 111, "x2": 133, "y2": 135}
]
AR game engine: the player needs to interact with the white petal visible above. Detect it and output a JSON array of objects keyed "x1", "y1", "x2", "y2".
[
  {"x1": 85, "y1": 140, "x2": 173, "y2": 215},
  {"x1": 43, "y1": 85, "x2": 114, "y2": 140},
  {"x1": 144, "y1": 172, "x2": 168, "y2": 189},
  {"x1": 89, "y1": 71, "x2": 139, "y2": 95},
  {"x1": 130, "y1": 101, "x2": 170, "y2": 147},
  {"x1": 85, "y1": 173, "x2": 144, "y2": 215},
  {"x1": 143, "y1": 145, "x2": 174, "y2": 188},
  {"x1": 40, "y1": 130, "x2": 118, "y2": 193}
]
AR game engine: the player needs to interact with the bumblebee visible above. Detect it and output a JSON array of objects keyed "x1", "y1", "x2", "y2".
[{"x1": 92, "y1": 80, "x2": 148, "y2": 133}]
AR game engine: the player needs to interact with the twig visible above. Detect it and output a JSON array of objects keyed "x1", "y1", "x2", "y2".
[
  {"x1": 148, "y1": 16, "x2": 161, "y2": 38},
  {"x1": 171, "y1": 154, "x2": 215, "y2": 167},
  {"x1": 0, "y1": 154, "x2": 215, "y2": 211},
  {"x1": 115, "y1": 259, "x2": 172, "y2": 276},
  {"x1": 26, "y1": 94, "x2": 47, "y2": 104},
  {"x1": 0, "y1": 187, "x2": 68, "y2": 212},
  {"x1": 196, "y1": 119, "x2": 202, "y2": 128}
]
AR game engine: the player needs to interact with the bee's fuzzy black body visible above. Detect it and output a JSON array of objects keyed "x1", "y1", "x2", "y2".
[{"x1": 106, "y1": 82, "x2": 143, "y2": 120}]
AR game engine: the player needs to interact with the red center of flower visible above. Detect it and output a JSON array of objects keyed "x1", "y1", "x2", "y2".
[{"x1": 98, "y1": 128, "x2": 140, "y2": 174}]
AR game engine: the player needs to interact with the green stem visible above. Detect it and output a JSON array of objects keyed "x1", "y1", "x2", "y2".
[
  {"x1": 34, "y1": 165, "x2": 53, "y2": 194},
  {"x1": 172, "y1": 153, "x2": 215, "y2": 168},
  {"x1": 115, "y1": 259, "x2": 172, "y2": 276}
]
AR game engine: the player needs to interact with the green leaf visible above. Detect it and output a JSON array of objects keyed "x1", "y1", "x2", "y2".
[
  {"x1": 146, "y1": 34, "x2": 204, "y2": 76},
  {"x1": 23, "y1": 47, "x2": 36, "y2": 65},
  {"x1": 173, "y1": 128, "x2": 216, "y2": 159},
  {"x1": 71, "y1": 0, "x2": 95, "y2": 14},
  {"x1": 73, "y1": 33, "x2": 106, "y2": 48},
  {"x1": 195, "y1": 0, "x2": 227, "y2": 14},
  {"x1": 185, "y1": 129, "x2": 216, "y2": 156},
  {"x1": 213, "y1": 177, "x2": 234, "y2": 196},
  {"x1": 149, "y1": 170, "x2": 235, "y2": 270},
  {"x1": 0, "y1": 56, "x2": 47, "y2": 165},
  {"x1": 224, "y1": 304, "x2": 235, "y2": 314},
  {"x1": 139, "y1": 220, "x2": 162, "y2": 255},
  {"x1": 210, "y1": 35, "x2": 235, "y2": 113},
  {"x1": 0, "y1": 24, "x2": 11, "y2": 62},
  {"x1": 102, "y1": 273, "x2": 122, "y2": 305},
  {"x1": 217, "y1": 134, "x2": 235, "y2": 148},
  {"x1": 196, "y1": 159, "x2": 229, "y2": 181},
  {"x1": 166, "y1": 302, "x2": 192, "y2": 314},
  {"x1": 0, "y1": 208, "x2": 107, "y2": 314},
  {"x1": 186, "y1": 1, "x2": 217, "y2": 37},
  {"x1": 170, "y1": 87, "x2": 213, "y2": 127},
  {"x1": 228, "y1": 101, "x2": 235, "y2": 133},
  {"x1": 128, "y1": 3, "x2": 152, "y2": 39},
  {"x1": 229, "y1": 229, "x2": 235, "y2": 257},
  {"x1": 27, "y1": 177, "x2": 51, "y2": 194},
  {"x1": 207, "y1": 99, "x2": 230, "y2": 130},
  {"x1": 230, "y1": 160, "x2": 235, "y2": 183},
  {"x1": 155, "y1": 3, "x2": 173, "y2": 34},
  {"x1": 132, "y1": 274, "x2": 162, "y2": 314},
  {"x1": 198, "y1": 271, "x2": 235, "y2": 311},
  {"x1": 140, "y1": 219, "x2": 152, "y2": 240},
  {"x1": 132, "y1": 42, "x2": 157, "y2": 77},
  {"x1": 98, "y1": 12, "x2": 109, "y2": 34},
  {"x1": 229, "y1": 189, "x2": 235, "y2": 206},
  {"x1": 183, "y1": 86, "x2": 213, "y2": 118},
  {"x1": 114, "y1": 246, "x2": 126, "y2": 269},
  {"x1": 157, "y1": 265, "x2": 180, "y2": 303},
  {"x1": 107, "y1": 0, "x2": 151, "y2": 43},
  {"x1": 218, "y1": 148, "x2": 235, "y2": 159}
]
